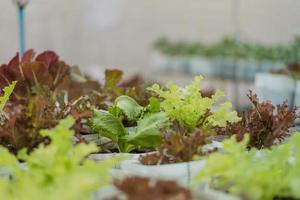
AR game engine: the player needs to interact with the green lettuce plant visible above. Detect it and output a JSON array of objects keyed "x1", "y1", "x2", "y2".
[
  {"x1": 193, "y1": 133, "x2": 300, "y2": 200},
  {"x1": 148, "y1": 76, "x2": 240, "y2": 131},
  {"x1": 0, "y1": 116, "x2": 120, "y2": 200},
  {"x1": 92, "y1": 95, "x2": 168, "y2": 153}
]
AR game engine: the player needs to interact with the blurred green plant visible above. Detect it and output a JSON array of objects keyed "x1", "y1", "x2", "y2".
[
  {"x1": 0, "y1": 116, "x2": 120, "y2": 200},
  {"x1": 154, "y1": 36, "x2": 300, "y2": 63},
  {"x1": 193, "y1": 133, "x2": 300, "y2": 200}
]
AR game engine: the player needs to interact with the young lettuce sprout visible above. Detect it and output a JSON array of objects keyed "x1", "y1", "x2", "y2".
[{"x1": 92, "y1": 95, "x2": 168, "y2": 153}]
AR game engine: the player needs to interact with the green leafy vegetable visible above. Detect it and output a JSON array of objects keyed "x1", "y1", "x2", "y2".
[
  {"x1": 125, "y1": 112, "x2": 168, "y2": 148},
  {"x1": 92, "y1": 96, "x2": 168, "y2": 152},
  {"x1": 114, "y1": 95, "x2": 143, "y2": 121},
  {"x1": 0, "y1": 81, "x2": 16, "y2": 110},
  {"x1": 193, "y1": 133, "x2": 300, "y2": 200},
  {"x1": 148, "y1": 76, "x2": 240, "y2": 131},
  {"x1": 146, "y1": 97, "x2": 161, "y2": 113},
  {"x1": 93, "y1": 109, "x2": 127, "y2": 144},
  {"x1": 206, "y1": 102, "x2": 238, "y2": 127},
  {"x1": 0, "y1": 116, "x2": 120, "y2": 200}
]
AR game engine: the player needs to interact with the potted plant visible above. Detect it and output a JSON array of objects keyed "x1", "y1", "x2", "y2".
[
  {"x1": 218, "y1": 91, "x2": 298, "y2": 149},
  {"x1": 122, "y1": 128, "x2": 209, "y2": 186},
  {"x1": 91, "y1": 95, "x2": 169, "y2": 161},
  {"x1": 191, "y1": 92, "x2": 299, "y2": 200},
  {"x1": 120, "y1": 76, "x2": 241, "y2": 185}
]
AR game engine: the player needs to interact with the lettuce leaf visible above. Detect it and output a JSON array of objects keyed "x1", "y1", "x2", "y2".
[
  {"x1": 92, "y1": 109, "x2": 126, "y2": 144},
  {"x1": 148, "y1": 76, "x2": 240, "y2": 131},
  {"x1": 125, "y1": 112, "x2": 168, "y2": 149},
  {"x1": 92, "y1": 96, "x2": 169, "y2": 152},
  {"x1": 207, "y1": 102, "x2": 241, "y2": 127},
  {"x1": 114, "y1": 95, "x2": 143, "y2": 121},
  {"x1": 0, "y1": 81, "x2": 16, "y2": 110}
]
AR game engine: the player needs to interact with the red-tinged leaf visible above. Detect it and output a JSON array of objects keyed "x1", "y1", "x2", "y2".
[
  {"x1": 8, "y1": 53, "x2": 19, "y2": 68},
  {"x1": 22, "y1": 61, "x2": 53, "y2": 86},
  {"x1": 22, "y1": 49, "x2": 35, "y2": 63},
  {"x1": 35, "y1": 51, "x2": 59, "y2": 68},
  {"x1": 0, "y1": 103, "x2": 31, "y2": 153},
  {"x1": 0, "y1": 65, "x2": 13, "y2": 87},
  {"x1": 110, "y1": 176, "x2": 192, "y2": 200},
  {"x1": 7, "y1": 53, "x2": 23, "y2": 80},
  {"x1": 49, "y1": 61, "x2": 70, "y2": 88},
  {"x1": 219, "y1": 91, "x2": 299, "y2": 149},
  {"x1": 139, "y1": 124, "x2": 207, "y2": 165},
  {"x1": 70, "y1": 108, "x2": 93, "y2": 135},
  {"x1": 70, "y1": 109, "x2": 92, "y2": 120}
]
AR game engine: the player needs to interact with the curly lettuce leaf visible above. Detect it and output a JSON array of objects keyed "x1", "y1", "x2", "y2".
[
  {"x1": 193, "y1": 133, "x2": 300, "y2": 200},
  {"x1": 145, "y1": 97, "x2": 161, "y2": 113},
  {"x1": 0, "y1": 81, "x2": 17, "y2": 110},
  {"x1": 114, "y1": 95, "x2": 143, "y2": 121},
  {"x1": 148, "y1": 76, "x2": 240, "y2": 130},
  {"x1": 207, "y1": 102, "x2": 240, "y2": 127},
  {"x1": 0, "y1": 116, "x2": 121, "y2": 200}
]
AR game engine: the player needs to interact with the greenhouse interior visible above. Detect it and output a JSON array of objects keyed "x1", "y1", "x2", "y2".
[{"x1": 1, "y1": 0, "x2": 300, "y2": 199}]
